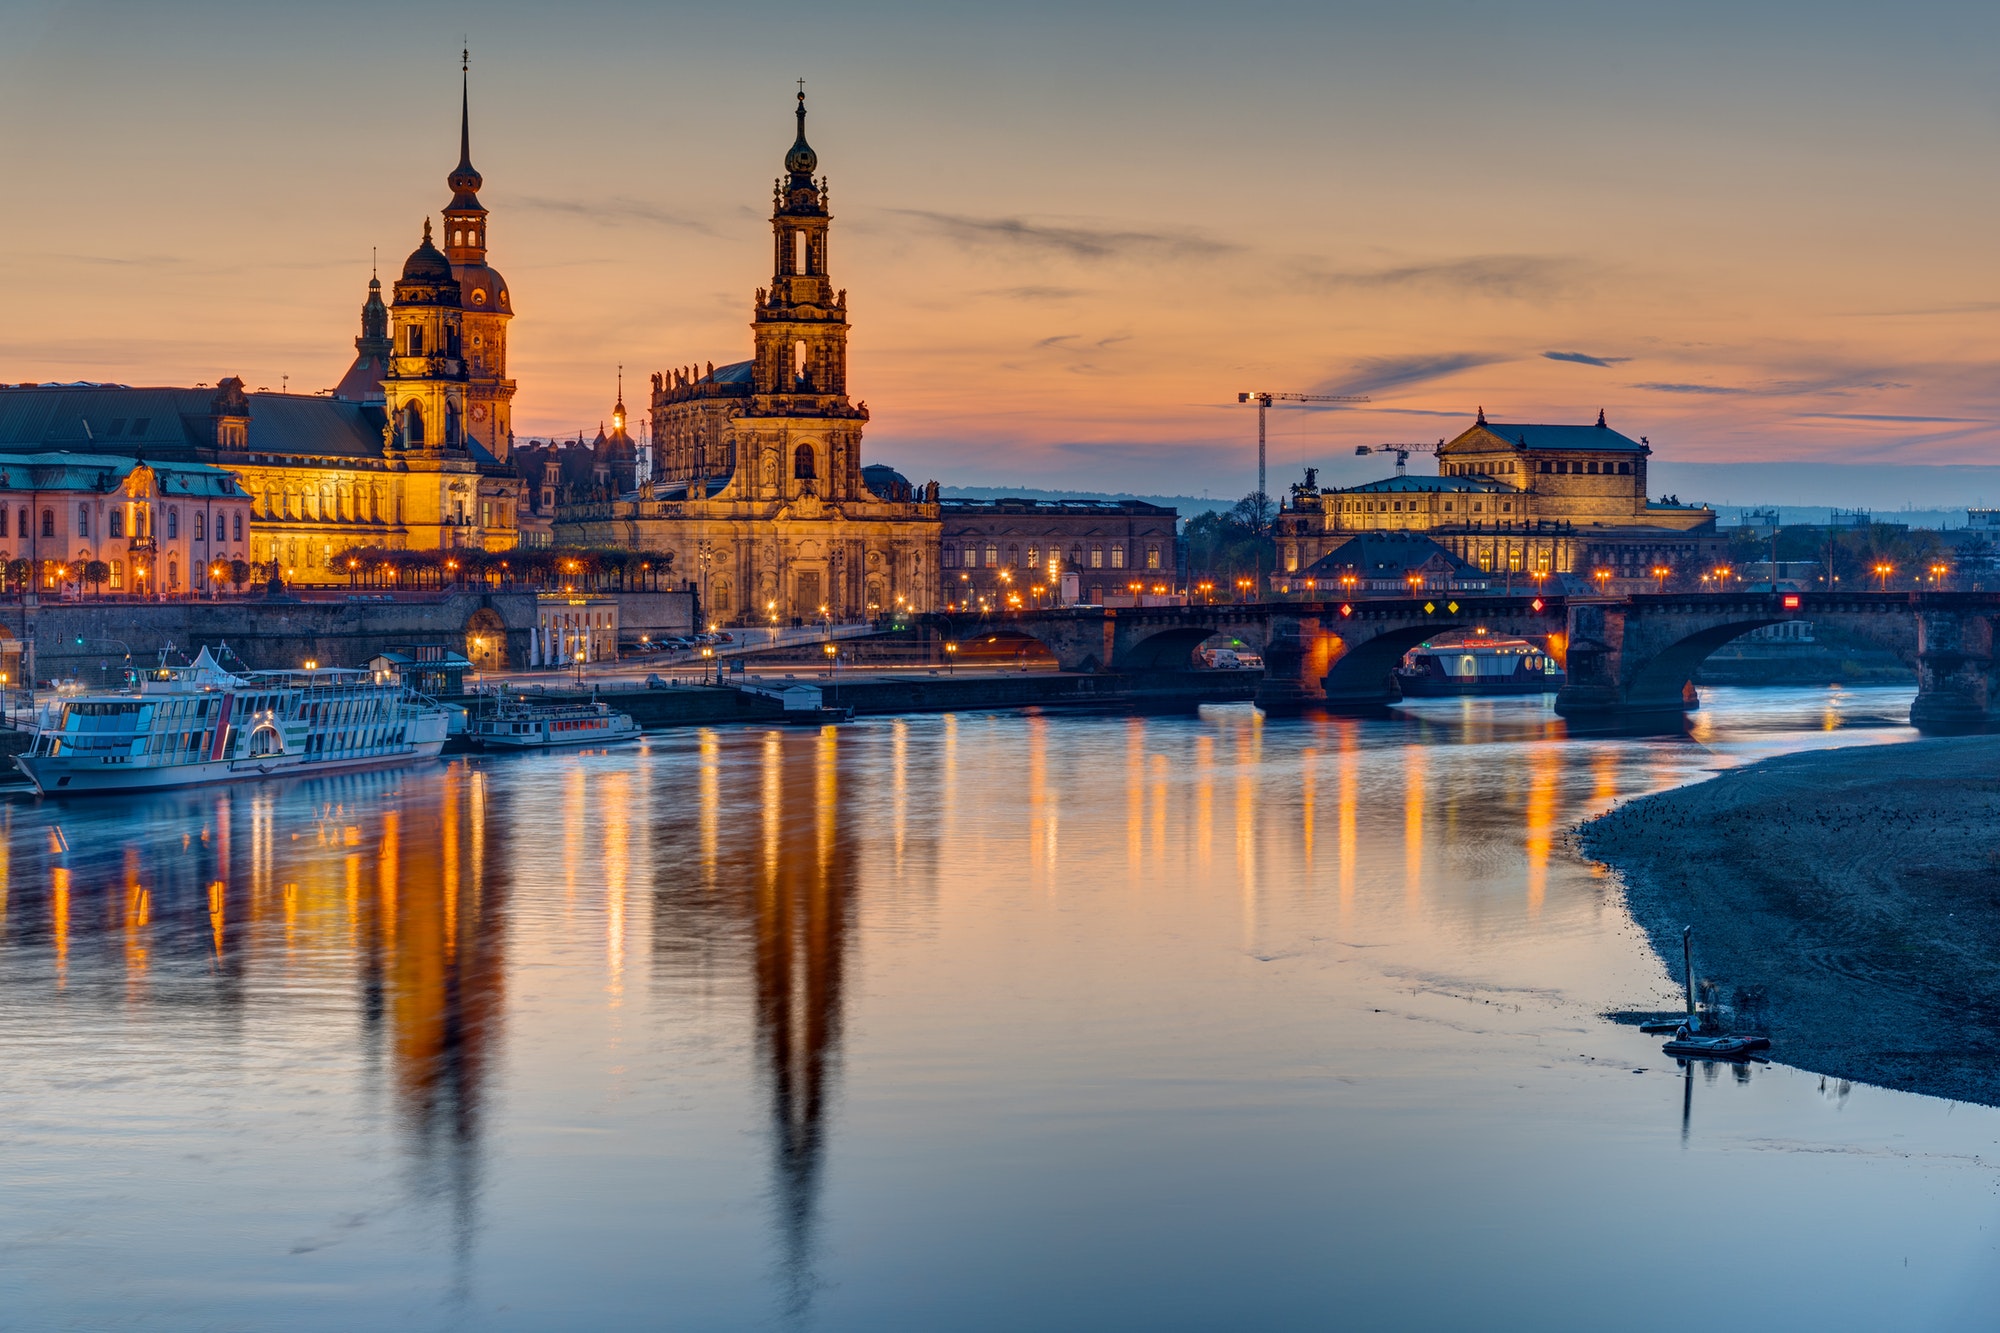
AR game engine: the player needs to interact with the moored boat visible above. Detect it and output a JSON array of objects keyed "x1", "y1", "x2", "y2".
[
  {"x1": 470, "y1": 696, "x2": 641, "y2": 750},
  {"x1": 1396, "y1": 633, "x2": 1564, "y2": 696},
  {"x1": 13, "y1": 646, "x2": 451, "y2": 796}
]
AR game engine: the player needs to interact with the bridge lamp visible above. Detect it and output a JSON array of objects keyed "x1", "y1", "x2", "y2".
[
  {"x1": 1930, "y1": 562, "x2": 1948, "y2": 586},
  {"x1": 304, "y1": 659, "x2": 319, "y2": 672},
  {"x1": 1874, "y1": 561, "x2": 1893, "y2": 590},
  {"x1": 1651, "y1": 564, "x2": 1669, "y2": 590}
]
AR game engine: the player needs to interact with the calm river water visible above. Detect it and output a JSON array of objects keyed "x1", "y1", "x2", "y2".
[{"x1": 1, "y1": 687, "x2": 1995, "y2": 1331}]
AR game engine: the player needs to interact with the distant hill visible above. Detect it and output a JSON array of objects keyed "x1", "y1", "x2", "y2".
[{"x1": 940, "y1": 486, "x2": 1233, "y2": 517}]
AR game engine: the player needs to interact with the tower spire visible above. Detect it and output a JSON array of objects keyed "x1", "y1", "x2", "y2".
[{"x1": 459, "y1": 45, "x2": 472, "y2": 173}]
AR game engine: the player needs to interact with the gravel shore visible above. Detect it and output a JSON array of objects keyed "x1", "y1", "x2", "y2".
[{"x1": 1579, "y1": 735, "x2": 2000, "y2": 1105}]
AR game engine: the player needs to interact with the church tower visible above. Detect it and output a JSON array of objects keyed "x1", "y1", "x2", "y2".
[
  {"x1": 382, "y1": 219, "x2": 469, "y2": 461},
  {"x1": 741, "y1": 90, "x2": 867, "y2": 504},
  {"x1": 441, "y1": 52, "x2": 515, "y2": 461},
  {"x1": 333, "y1": 269, "x2": 392, "y2": 404}
]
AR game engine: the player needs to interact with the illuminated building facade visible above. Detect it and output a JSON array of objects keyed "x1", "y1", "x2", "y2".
[
  {"x1": 1275, "y1": 411, "x2": 1724, "y2": 591},
  {"x1": 554, "y1": 94, "x2": 940, "y2": 625}
]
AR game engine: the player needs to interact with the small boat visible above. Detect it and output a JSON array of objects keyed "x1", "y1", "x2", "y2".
[
  {"x1": 471, "y1": 696, "x2": 641, "y2": 750},
  {"x1": 1662, "y1": 1032, "x2": 1766, "y2": 1061},
  {"x1": 1396, "y1": 633, "x2": 1564, "y2": 696}
]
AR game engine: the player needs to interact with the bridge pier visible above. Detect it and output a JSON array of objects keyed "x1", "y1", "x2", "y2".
[
  {"x1": 1552, "y1": 602, "x2": 1702, "y2": 727},
  {"x1": 1252, "y1": 615, "x2": 1328, "y2": 714},
  {"x1": 1910, "y1": 606, "x2": 1996, "y2": 733}
]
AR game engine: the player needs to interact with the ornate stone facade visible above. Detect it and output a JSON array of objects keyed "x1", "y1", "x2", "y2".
[
  {"x1": 1275, "y1": 411, "x2": 1724, "y2": 591},
  {"x1": 554, "y1": 94, "x2": 940, "y2": 624}
]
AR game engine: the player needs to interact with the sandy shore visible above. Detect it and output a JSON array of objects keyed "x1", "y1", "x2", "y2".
[{"x1": 1579, "y1": 735, "x2": 2000, "y2": 1106}]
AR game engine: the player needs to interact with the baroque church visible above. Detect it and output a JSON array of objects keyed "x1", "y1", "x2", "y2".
[
  {"x1": 553, "y1": 93, "x2": 941, "y2": 624},
  {"x1": 0, "y1": 60, "x2": 521, "y2": 579}
]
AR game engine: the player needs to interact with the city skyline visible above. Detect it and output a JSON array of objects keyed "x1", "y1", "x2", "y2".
[{"x1": 4, "y1": 1, "x2": 1999, "y2": 498}]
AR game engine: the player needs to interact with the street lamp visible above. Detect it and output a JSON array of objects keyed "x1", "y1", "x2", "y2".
[
  {"x1": 1593, "y1": 569, "x2": 1612, "y2": 594},
  {"x1": 1930, "y1": 560, "x2": 1949, "y2": 589},
  {"x1": 944, "y1": 640, "x2": 958, "y2": 674},
  {"x1": 1651, "y1": 564, "x2": 1670, "y2": 591},
  {"x1": 823, "y1": 639, "x2": 838, "y2": 679},
  {"x1": 1874, "y1": 561, "x2": 1893, "y2": 591}
]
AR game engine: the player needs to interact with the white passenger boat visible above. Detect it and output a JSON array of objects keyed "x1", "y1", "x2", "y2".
[
  {"x1": 470, "y1": 696, "x2": 641, "y2": 750},
  {"x1": 13, "y1": 647, "x2": 451, "y2": 796}
]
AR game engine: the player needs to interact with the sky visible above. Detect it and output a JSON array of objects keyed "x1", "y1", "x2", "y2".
[{"x1": 3, "y1": 0, "x2": 1999, "y2": 503}]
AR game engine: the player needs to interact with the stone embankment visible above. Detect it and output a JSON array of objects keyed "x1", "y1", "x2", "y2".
[{"x1": 1579, "y1": 735, "x2": 2000, "y2": 1105}]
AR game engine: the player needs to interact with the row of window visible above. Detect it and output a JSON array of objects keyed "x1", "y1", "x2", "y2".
[
  {"x1": 0, "y1": 553, "x2": 230, "y2": 590},
  {"x1": 0, "y1": 506, "x2": 244, "y2": 543},
  {"x1": 1338, "y1": 498, "x2": 1512, "y2": 516},
  {"x1": 1443, "y1": 459, "x2": 1634, "y2": 477},
  {"x1": 945, "y1": 542, "x2": 1164, "y2": 571}
]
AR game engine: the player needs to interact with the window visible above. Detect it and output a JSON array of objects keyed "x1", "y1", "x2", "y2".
[
  {"x1": 985, "y1": 544, "x2": 999, "y2": 567},
  {"x1": 942, "y1": 546, "x2": 957, "y2": 568},
  {"x1": 963, "y1": 544, "x2": 977, "y2": 568},
  {"x1": 194, "y1": 513, "x2": 205, "y2": 541},
  {"x1": 1007, "y1": 544, "x2": 1020, "y2": 568},
  {"x1": 40, "y1": 510, "x2": 53, "y2": 538},
  {"x1": 1090, "y1": 544, "x2": 1103, "y2": 569},
  {"x1": 16, "y1": 508, "x2": 26, "y2": 537},
  {"x1": 166, "y1": 508, "x2": 178, "y2": 540},
  {"x1": 407, "y1": 327, "x2": 425, "y2": 356},
  {"x1": 1146, "y1": 544, "x2": 1161, "y2": 571},
  {"x1": 402, "y1": 402, "x2": 425, "y2": 448},
  {"x1": 1110, "y1": 545, "x2": 1125, "y2": 568},
  {"x1": 109, "y1": 560, "x2": 122, "y2": 590},
  {"x1": 793, "y1": 444, "x2": 816, "y2": 480},
  {"x1": 0, "y1": 508, "x2": 7, "y2": 537},
  {"x1": 1027, "y1": 545, "x2": 1040, "y2": 567},
  {"x1": 233, "y1": 512, "x2": 243, "y2": 542},
  {"x1": 110, "y1": 509, "x2": 124, "y2": 539},
  {"x1": 77, "y1": 505, "x2": 88, "y2": 537},
  {"x1": 1619, "y1": 461, "x2": 1632, "y2": 475}
]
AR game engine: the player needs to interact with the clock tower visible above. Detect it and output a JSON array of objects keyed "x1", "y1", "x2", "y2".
[{"x1": 441, "y1": 52, "x2": 515, "y2": 461}]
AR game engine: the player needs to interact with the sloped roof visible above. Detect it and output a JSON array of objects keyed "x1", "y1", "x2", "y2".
[
  {"x1": 1335, "y1": 474, "x2": 1511, "y2": 495},
  {"x1": 0, "y1": 450, "x2": 245, "y2": 497},
  {"x1": 1449, "y1": 420, "x2": 1648, "y2": 454},
  {"x1": 1298, "y1": 532, "x2": 1481, "y2": 579},
  {"x1": 0, "y1": 384, "x2": 499, "y2": 464}
]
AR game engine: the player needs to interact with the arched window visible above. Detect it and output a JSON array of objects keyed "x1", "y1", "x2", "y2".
[
  {"x1": 194, "y1": 512, "x2": 206, "y2": 541},
  {"x1": 794, "y1": 340, "x2": 810, "y2": 388},
  {"x1": 402, "y1": 402, "x2": 425, "y2": 448},
  {"x1": 40, "y1": 509, "x2": 53, "y2": 538},
  {"x1": 77, "y1": 505, "x2": 89, "y2": 537},
  {"x1": 233, "y1": 512, "x2": 244, "y2": 542},
  {"x1": 793, "y1": 444, "x2": 816, "y2": 480},
  {"x1": 1618, "y1": 461, "x2": 1632, "y2": 475},
  {"x1": 110, "y1": 509, "x2": 124, "y2": 539},
  {"x1": 166, "y1": 508, "x2": 178, "y2": 540},
  {"x1": 407, "y1": 326, "x2": 425, "y2": 356},
  {"x1": 445, "y1": 400, "x2": 461, "y2": 447}
]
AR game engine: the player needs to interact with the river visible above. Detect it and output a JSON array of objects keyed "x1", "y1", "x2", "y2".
[{"x1": 0, "y1": 686, "x2": 1993, "y2": 1330}]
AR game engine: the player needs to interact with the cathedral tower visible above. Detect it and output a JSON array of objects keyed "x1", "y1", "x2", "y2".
[
  {"x1": 382, "y1": 219, "x2": 469, "y2": 460},
  {"x1": 743, "y1": 90, "x2": 867, "y2": 503},
  {"x1": 441, "y1": 52, "x2": 515, "y2": 460}
]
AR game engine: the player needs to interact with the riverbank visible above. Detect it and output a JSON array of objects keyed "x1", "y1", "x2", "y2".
[{"x1": 1579, "y1": 734, "x2": 2000, "y2": 1106}]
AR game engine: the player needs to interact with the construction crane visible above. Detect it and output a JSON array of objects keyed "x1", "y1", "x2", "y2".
[
  {"x1": 1237, "y1": 391, "x2": 1370, "y2": 516},
  {"x1": 1353, "y1": 443, "x2": 1438, "y2": 477}
]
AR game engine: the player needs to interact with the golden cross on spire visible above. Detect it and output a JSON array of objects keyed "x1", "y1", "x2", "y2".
[{"x1": 797, "y1": 77, "x2": 806, "y2": 99}]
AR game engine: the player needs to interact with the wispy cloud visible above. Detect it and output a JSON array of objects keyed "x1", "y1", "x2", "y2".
[
  {"x1": 519, "y1": 196, "x2": 714, "y2": 234},
  {"x1": 1800, "y1": 412, "x2": 1986, "y2": 424},
  {"x1": 979, "y1": 285, "x2": 1089, "y2": 302},
  {"x1": 1314, "y1": 352, "x2": 1509, "y2": 397},
  {"x1": 1633, "y1": 381, "x2": 1743, "y2": 395},
  {"x1": 1307, "y1": 255, "x2": 1580, "y2": 300},
  {"x1": 1544, "y1": 350, "x2": 1629, "y2": 367},
  {"x1": 891, "y1": 209, "x2": 1236, "y2": 261}
]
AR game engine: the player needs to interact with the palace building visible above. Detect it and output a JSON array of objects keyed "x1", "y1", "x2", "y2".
[
  {"x1": 1274, "y1": 410, "x2": 1724, "y2": 594},
  {"x1": 553, "y1": 93, "x2": 940, "y2": 624},
  {"x1": 0, "y1": 61, "x2": 520, "y2": 581}
]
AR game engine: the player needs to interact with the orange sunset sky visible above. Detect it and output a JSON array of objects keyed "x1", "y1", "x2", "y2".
[{"x1": 2, "y1": 0, "x2": 1997, "y2": 502}]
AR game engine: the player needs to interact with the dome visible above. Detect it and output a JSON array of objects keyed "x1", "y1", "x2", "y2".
[
  {"x1": 785, "y1": 92, "x2": 817, "y2": 176},
  {"x1": 401, "y1": 220, "x2": 454, "y2": 282},
  {"x1": 455, "y1": 261, "x2": 512, "y2": 315},
  {"x1": 861, "y1": 463, "x2": 912, "y2": 503}
]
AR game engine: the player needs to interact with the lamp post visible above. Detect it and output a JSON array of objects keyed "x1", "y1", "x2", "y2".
[
  {"x1": 1651, "y1": 564, "x2": 1669, "y2": 591},
  {"x1": 1931, "y1": 560, "x2": 1949, "y2": 590},
  {"x1": 1593, "y1": 569, "x2": 1612, "y2": 595},
  {"x1": 1874, "y1": 561, "x2": 1893, "y2": 591},
  {"x1": 944, "y1": 640, "x2": 958, "y2": 675}
]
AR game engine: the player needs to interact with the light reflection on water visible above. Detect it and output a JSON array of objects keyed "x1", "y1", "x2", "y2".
[{"x1": 0, "y1": 686, "x2": 1994, "y2": 1331}]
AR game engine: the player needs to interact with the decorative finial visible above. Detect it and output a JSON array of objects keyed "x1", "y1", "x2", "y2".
[
  {"x1": 1596, "y1": 408, "x2": 1607, "y2": 427},
  {"x1": 371, "y1": 246, "x2": 377, "y2": 281},
  {"x1": 1476, "y1": 405, "x2": 1486, "y2": 425}
]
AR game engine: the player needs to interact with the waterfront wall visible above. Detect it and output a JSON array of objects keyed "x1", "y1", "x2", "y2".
[{"x1": 0, "y1": 588, "x2": 695, "y2": 683}]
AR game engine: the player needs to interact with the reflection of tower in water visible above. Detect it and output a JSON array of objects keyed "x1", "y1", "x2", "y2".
[
  {"x1": 356, "y1": 766, "x2": 506, "y2": 1296},
  {"x1": 756, "y1": 728, "x2": 853, "y2": 1317},
  {"x1": 653, "y1": 727, "x2": 858, "y2": 1319}
]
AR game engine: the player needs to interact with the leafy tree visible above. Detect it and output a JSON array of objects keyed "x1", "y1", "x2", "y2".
[
  {"x1": 229, "y1": 559, "x2": 251, "y2": 592},
  {"x1": 83, "y1": 560, "x2": 109, "y2": 596},
  {"x1": 1183, "y1": 503, "x2": 1276, "y2": 597}
]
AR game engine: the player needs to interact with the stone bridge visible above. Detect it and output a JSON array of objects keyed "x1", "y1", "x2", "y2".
[{"x1": 926, "y1": 591, "x2": 2000, "y2": 731}]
